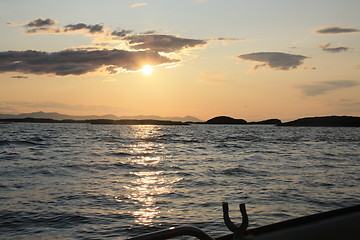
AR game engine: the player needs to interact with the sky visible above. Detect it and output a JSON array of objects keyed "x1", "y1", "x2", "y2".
[{"x1": 1, "y1": 0, "x2": 359, "y2": 121}]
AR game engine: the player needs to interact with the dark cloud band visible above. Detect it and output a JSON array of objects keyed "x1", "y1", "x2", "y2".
[
  {"x1": 316, "y1": 26, "x2": 360, "y2": 34},
  {"x1": 238, "y1": 52, "x2": 308, "y2": 70},
  {"x1": 0, "y1": 49, "x2": 177, "y2": 76}
]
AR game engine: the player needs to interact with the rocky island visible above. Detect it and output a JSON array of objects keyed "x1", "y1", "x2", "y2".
[
  {"x1": 204, "y1": 116, "x2": 247, "y2": 124},
  {"x1": 279, "y1": 116, "x2": 360, "y2": 127}
]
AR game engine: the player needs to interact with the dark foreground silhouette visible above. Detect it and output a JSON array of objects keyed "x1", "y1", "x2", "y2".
[
  {"x1": 1, "y1": 115, "x2": 360, "y2": 127},
  {"x1": 203, "y1": 116, "x2": 360, "y2": 127}
]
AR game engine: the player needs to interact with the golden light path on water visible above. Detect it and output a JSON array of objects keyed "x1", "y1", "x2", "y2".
[{"x1": 120, "y1": 126, "x2": 182, "y2": 226}]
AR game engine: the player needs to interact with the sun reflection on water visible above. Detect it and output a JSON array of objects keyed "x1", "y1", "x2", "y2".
[
  {"x1": 125, "y1": 170, "x2": 173, "y2": 225},
  {"x1": 121, "y1": 125, "x2": 175, "y2": 226}
]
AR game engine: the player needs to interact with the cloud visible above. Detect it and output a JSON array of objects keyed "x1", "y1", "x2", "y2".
[
  {"x1": 25, "y1": 27, "x2": 60, "y2": 34},
  {"x1": 316, "y1": 26, "x2": 360, "y2": 34},
  {"x1": 125, "y1": 34, "x2": 208, "y2": 53},
  {"x1": 237, "y1": 52, "x2": 308, "y2": 70},
  {"x1": 64, "y1": 23, "x2": 104, "y2": 34},
  {"x1": 11, "y1": 75, "x2": 28, "y2": 79},
  {"x1": 0, "y1": 49, "x2": 177, "y2": 76},
  {"x1": 111, "y1": 29, "x2": 133, "y2": 37},
  {"x1": 22, "y1": 18, "x2": 59, "y2": 34},
  {"x1": 25, "y1": 18, "x2": 56, "y2": 27},
  {"x1": 299, "y1": 80, "x2": 359, "y2": 96},
  {"x1": 17, "y1": 18, "x2": 105, "y2": 35},
  {"x1": 129, "y1": 2, "x2": 147, "y2": 8},
  {"x1": 320, "y1": 42, "x2": 350, "y2": 53},
  {"x1": 211, "y1": 37, "x2": 246, "y2": 42},
  {"x1": 4, "y1": 17, "x2": 235, "y2": 75},
  {"x1": 17, "y1": 19, "x2": 208, "y2": 54}
]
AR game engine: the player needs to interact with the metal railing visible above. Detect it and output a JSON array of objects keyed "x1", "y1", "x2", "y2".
[
  {"x1": 127, "y1": 202, "x2": 248, "y2": 240},
  {"x1": 127, "y1": 225, "x2": 215, "y2": 240}
]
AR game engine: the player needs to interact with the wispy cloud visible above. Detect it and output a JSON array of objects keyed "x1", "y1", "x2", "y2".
[
  {"x1": 11, "y1": 75, "x2": 28, "y2": 79},
  {"x1": 319, "y1": 42, "x2": 350, "y2": 53},
  {"x1": 129, "y1": 2, "x2": 147, "y2": 8},
  {"x1": 316, "y1": 26, "x2": 360, "y2": 34},
  {"x1": 237, "y1": 52, "x2": 308, "y2": 70},
  {"x1": 299, "y1": 80, "x2": 359, "y2": 96},
  {"x1": 211, "y1": 37, "x2": 246, "y2": 43},
  {"x1": 0, "y1": 49, "x2": 177, "y2": 76}
]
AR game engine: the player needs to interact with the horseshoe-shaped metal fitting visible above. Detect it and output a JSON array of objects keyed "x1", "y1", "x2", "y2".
[{"x1": 222, "y1": 202, "x2": 249, "y2": 236}]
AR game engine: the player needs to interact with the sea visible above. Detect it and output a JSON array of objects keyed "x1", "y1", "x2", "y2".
[{"x1": 0, "y1": 123, "x2": 359, "y2": 239}]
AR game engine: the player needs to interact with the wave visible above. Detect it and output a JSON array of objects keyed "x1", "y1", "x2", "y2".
[
  {"x1": 0, "y1": 139, "x2": 47, "y2": 147},
  {"x1": 111, "y1": 151, "x2": 154, "y2": 157},
  {"x1": 219, "y1": 166, "x2": 255, "y2": 176},
  {"x1": 0, "y1": 210, "x2": 92, "y2": 231},
  {"x1": 1, "y1": 124, "x2": 360, "y2": 239}
]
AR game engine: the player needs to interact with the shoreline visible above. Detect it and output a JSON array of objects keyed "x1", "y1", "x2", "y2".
[{"x1": 1, "y1": 115, "x2": 360, "y2": 127}]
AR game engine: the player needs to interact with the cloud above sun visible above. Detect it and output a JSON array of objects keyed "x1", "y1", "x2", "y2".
[
  {"x1": 2, "y1": 17, "x2": 224, "y2": 76},
  {"x1": 0, "y1": 49, "x2": 177, "y2": 76},
  {"x1": 237, "y1": 52, "x2": 309, "y2": 70}
]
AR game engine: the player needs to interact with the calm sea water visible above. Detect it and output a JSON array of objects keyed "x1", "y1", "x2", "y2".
[{"x1": 0, "y1": 123, "x2": 359, "y2": 239}]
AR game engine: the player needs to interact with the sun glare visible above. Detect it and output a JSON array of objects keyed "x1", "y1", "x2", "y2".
[{"x1": 141, "y1": 65, "x2": 154, "y2": 75}]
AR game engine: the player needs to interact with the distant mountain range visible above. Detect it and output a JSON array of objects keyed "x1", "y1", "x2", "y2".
[{"x1": 0, "y1": 111, "x2": 202, "y2": 122}]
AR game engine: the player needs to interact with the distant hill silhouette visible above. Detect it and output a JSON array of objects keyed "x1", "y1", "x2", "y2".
[
  {"x1": 0, "y1": 111, "x2": 202, "y2": 122},
  {"x1": 0, "y1": 118, "x2": 188, "y2": 125},
  {"x1": 1, "y1": 112, "x2": 359, "y2": 127},
  {"x1": 248, "y1": 119, "x2": 282, "y2": 125},
  {"x1": 280, "y1": 116, "x2": 360, "y2": 127},
  {"x1": 205, "y1": 116, "x2": 247, "y2": 124}
]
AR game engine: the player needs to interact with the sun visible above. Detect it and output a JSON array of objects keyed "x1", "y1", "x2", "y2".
[{"x1": 141, "y1": 65, "x2": 154, "y2": 75}]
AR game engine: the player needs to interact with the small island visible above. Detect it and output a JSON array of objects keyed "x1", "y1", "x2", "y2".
[
  {"x1": 204, "y1": 116, "x2": 247, "y2": 124},
  {"x1": 279, "y1": 116, "x2": 360, "y2": 127}
]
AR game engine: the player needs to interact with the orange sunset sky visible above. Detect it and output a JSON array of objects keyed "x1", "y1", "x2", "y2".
[{"x1": 1, "y1": 0, "x2": 360, "y2": 121}]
